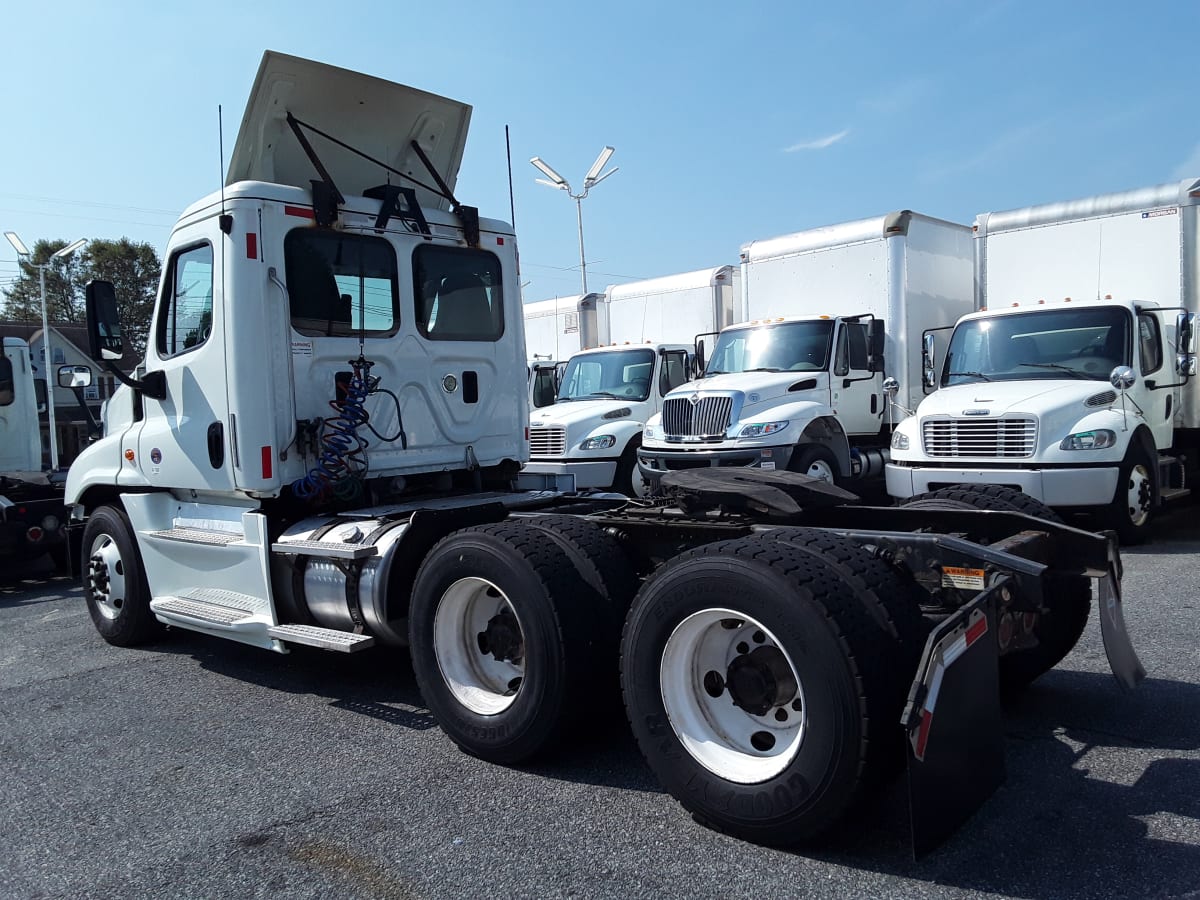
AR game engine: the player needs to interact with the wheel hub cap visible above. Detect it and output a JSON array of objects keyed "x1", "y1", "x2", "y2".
[{"x1": 726, "y1": 646, "x2": 798, "y2": 716}]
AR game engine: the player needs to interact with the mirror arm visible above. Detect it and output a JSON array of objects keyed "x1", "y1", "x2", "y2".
[{"x1": 101, "y1": 359, "x2": 166, "y2": 401}]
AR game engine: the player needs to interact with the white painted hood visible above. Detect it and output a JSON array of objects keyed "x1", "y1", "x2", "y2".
[
  {"x1": 917, "y1": 379, "x2": 1115, "y2": 418},
  {"x1": 226, "y1": 51, "x2": 472, "y2": 211}
]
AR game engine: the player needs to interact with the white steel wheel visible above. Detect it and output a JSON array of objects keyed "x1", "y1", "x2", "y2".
[
  {"x1": 433, "y1": 576, "x2": 527, "y2": 716},
  {"x1": 1122, "y1": 460, "x2": 1153, "y2": 528},
  {"x1": 659, "y1": 607, "x2": 807, "y2": 784},
  {"x1": 87, "y1": 532, "x2": 128, "y2": 621}
]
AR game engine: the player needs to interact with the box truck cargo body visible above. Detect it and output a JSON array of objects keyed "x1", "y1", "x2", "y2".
[
  {"x1": 521, "y1": 294, "x2": 603, "y2": 362},
  {"x1": 887, "y1": 178, "x2": 1200, "y2": 542},
  {"x1": 525, "y1": 266, "x2": 738, "y2": 494},
  {"x1": 638, "y1": 212, "x2": 974, "y2": 489}
]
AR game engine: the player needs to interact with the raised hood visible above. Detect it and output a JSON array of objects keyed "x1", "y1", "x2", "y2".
[{"x1": 226, "y1": 51, "x2": 472, "y2": 211}]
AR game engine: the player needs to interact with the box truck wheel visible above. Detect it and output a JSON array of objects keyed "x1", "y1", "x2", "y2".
[
  {"x1": 612, "y1": 436, "x2": 647, "y2": 497},
  {"x1": 408, "y1": 521, "x2": 605, "y2": 764},
  {"x1": 620, "y1": 536, "x2": 897, "y2": 845},
  {"x1": 901, "y1": 485, "x2": 1090, "y2": 690},
  {"x1": 1102, "y1": 445, "x2": 1156, "y2": 545},
  {"x1": 81, "y1": 505, "x2": 163, "y2": 647},
  {"x1": 787, "y1": 445, "x2": 839, "y2": 485}
]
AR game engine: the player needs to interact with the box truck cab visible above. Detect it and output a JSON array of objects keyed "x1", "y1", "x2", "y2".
[
  {"x1": 524, "y1": 266, "x2": 737, "y2": 494},
  {"x1": 886, "y1": 178, "x2": 1200, "y2": 542},
  {"x1": 638, "y1": 212, "x2": 974, "y2": 490}
]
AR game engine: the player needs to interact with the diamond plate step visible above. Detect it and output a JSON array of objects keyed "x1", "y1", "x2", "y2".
[
  {"x1": 271, "y1": 540, "x2": 377, "y2": 560},
  {"x1": 152, "y1": 588, "x2": 264, "y2": 627},
  {"x1": 150, "y1": 527, "x2": 242, "y2": 545},
  {"x1": 266, "y1": 624, "x2": 376, "y2": 652}
]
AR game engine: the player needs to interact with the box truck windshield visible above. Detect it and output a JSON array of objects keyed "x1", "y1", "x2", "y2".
[
  {"x1": 557, "y1": 348, "x2": 655, "y2": 401},
  {"x1": 706, "y1": 320, "x2": 834, "y2": 375},
  {"x1": 944, "y1": 307, "x2": 1130, "y2": 386}
]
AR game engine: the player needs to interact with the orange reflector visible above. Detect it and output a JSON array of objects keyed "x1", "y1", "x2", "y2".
[{"x1": 124, "y1": 449, "x2": 135, "y2": 461}]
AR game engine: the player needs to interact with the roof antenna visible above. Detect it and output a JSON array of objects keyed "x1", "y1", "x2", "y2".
[{"x1": 218, "y1": 105, "x2": 232, "y2": 235}]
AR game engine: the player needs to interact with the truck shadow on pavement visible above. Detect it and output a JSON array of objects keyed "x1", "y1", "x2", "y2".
[{"x1": 810, "y1": 668, "x2": 1200, "y2": 899}]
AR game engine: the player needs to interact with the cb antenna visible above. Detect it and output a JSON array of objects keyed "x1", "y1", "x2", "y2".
[{"x1": 218, "y1": 105, "x2": 232, "y2": 235}]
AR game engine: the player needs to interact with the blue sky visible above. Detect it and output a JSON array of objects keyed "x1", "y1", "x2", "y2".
[{"x1": 2, "y1": 1, "x2": 1198, "y2": 304}]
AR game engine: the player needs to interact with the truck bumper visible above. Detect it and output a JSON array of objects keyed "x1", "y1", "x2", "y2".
[
  {"x1": 638, "y1": 444, "x2": 794, "y2": 488},
  {"x1": 885, "y1": 463, "x2": 1119, "y2": 507},
  {"x1": 524, "y1": 459, "x2": 618, "y2": 490}
]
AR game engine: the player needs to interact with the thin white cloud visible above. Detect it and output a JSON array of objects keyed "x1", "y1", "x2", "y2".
[
  {"x1": 784, "y1": 129, "x2": 850, "y2": 153},
  {"x1": 1174, "y1": 143, "x2": 1200, "y2": 180}
]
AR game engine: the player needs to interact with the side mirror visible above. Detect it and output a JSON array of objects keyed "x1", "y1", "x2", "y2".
[
  {"x1": 922, "y1": 332, "x2": 937, "y2": 389},
  {"x1": 867, "y1": 319, "x2": 886, "y2": 373},
  {"x1": 0, "y1": 356, "x2": 12, "y2": 406},
  {"x1": 693, "y1": 339, "x2": 706, "y2": 376},
  {"x1": 1110, "y1": 365, "x2": 1136, "y2": 391},
  {"x1": 85, "y1": 280, "x2": 125, "y2": 361},
  {"x1": 58, "y1": 365, "x2": 93, "y2": 389},
  {"x1": 1177, "y1": 312, "x2": 1196, "y2": 376}
]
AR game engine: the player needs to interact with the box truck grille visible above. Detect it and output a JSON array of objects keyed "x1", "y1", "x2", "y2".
[
  {"x1": 922, "y1": 418, "x2": 1037, "y2": 458},
  {"x1": 662, "y1": 396, "x2": 734, "y2": 438},
  {"x1": 529, "y1": 426, "x2": 567, "y2": 456}
]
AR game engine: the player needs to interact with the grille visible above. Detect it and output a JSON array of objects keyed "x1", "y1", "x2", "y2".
[
  {"x1": 922, "y1": 418, "x2": 1037, "y2": 458},
  {"x1": 662, "y1": 396, "x2": 734, "y2": 438},
  {"x1": 529, "y1": 426, "x2": 567, "y2": 456}
]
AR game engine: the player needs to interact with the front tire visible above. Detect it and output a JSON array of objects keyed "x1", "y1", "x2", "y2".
[
  {"x1": 1102, "y1": 445, "x2": 1156, "y2": 545},
  {"x1": 621, "y1": 536, "x2": 898, "y2": 845},
  {"x1": 612, "y1": 436, "x2": 646, "y2": 497},
  {"x1": 408, "y1": 521, "x2": 606, "y2": 764},
  {"x1": 81, "y1": 505, "x2": 162, "y2": 646},
  {"x1": 787, "y1": 445, "x2": 840, "y2": 485}
]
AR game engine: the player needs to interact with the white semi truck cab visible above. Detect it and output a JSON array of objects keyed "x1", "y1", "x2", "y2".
[
  {"x1": 527, "y1": 342, "x2": 691, "y2": 493},
  {"x1": 639, "y1": 315, "x2": 888, "y2": 486},
  {"x1": 888, "y1": 178, "x2": 1200, "y2": 542},
  {"x1": 887, "y1": 297, "x2": 1196, "y2": 541}
]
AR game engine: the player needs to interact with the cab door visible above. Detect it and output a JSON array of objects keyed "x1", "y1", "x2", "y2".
[
  {"x1": 136, "y1": 226, "x2": 236, "y2": 492},
  {"x1": 831, "y1": 320, "x2": 883, "y2": 436}
]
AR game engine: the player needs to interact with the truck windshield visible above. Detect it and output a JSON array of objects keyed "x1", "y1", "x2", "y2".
[
  {"x1": 942, "y1": 307, "x2": 1131, "y2": 386},
  {"x1": 705, "y1": 320, "x2": 834, "y2": 375},
  {"x1": 557, "y1": 348, "x2": 655, "y2": 401}
]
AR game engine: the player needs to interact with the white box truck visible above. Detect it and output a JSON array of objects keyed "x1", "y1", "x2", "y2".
[
  {"x1": 886, "y1": 178, "x2": 1200, "y2": 543},
  {"x1": 524, "y1": 265, "x2": 738, "y2": 494},
  {"x1": 638, "y1": 212, "x2": 974, "y2": 491},
  {"x1": 62, "y1": 52, "x2": 1143, "y2": 855},
  {"x1": 522, "y1": 294, "x2": 601, "y2": 409}
]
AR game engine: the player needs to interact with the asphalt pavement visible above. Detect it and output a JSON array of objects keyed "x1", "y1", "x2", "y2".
[{"x1": 1, "y1": 507, "x2": 1198, "y2": 900}]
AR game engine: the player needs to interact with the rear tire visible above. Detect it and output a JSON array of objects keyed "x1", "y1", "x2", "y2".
[
  {"x1": 81, "y1": 505, "x2": 162, "y2": 647},
  {"x1": 621, "y1": 536, "x2": 898, "y2": 845},
  {"x1": 901, "y1": 484, "x2": 1091, "y2": 690},
  {"x1": 408, "y1": 520, "x2": 606, "y2": 764}
]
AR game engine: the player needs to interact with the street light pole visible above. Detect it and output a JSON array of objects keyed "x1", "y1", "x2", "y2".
[
  {"x1": 3, "y1": 232, "x2": 87, "y2": 471},
  {"x1": 530, "y1": 147, "x2": 618, "y2": 295}
]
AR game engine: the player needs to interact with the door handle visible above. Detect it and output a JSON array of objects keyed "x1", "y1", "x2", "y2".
[{"x1": 207, "y1": 422, "x2": 225, "y2": 469}]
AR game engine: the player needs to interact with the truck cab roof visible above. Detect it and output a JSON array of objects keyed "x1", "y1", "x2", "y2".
[{"x1": 225, "y1": 50, "x2": 472, "y2": 212}]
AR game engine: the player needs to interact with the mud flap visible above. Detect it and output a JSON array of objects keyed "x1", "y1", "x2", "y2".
[
  {"x1": 1097, "y1": 545, "x2": 1146, "y2": 691},
  {"x1": 903, "y1": 586, "x2": 1005, "y2": 858}
]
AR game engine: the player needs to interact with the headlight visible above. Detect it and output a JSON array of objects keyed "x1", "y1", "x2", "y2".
[
  {"x1": 643, "y1": 425, "x2": 658, "y2": 440},
  {"x1": 739, "y1": 421, "x2": 789, "y2": 438},
  {"x1": 580, "y1": 434, "x2": 616, "y2": 451},
  {"x1": 1059, "y1": 429, "x2": 1116, "y2": 451},
  {"x1": 891, "y1": 431, "x2": 910, "y2": 450}
]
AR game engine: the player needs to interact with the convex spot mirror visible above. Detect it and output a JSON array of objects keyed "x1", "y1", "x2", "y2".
[
  {"x1": 85, "y1": 280, "x2": 125, "y2": 361},
  {"x1": 58, "y1": 365, "x2": 93, "y2": 389}
]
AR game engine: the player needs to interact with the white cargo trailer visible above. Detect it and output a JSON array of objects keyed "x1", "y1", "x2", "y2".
[
  {"x1": 639, "y1": 212, "x2": 974, "y2": 490},
  {"x1": 521, "y1": 293, "x2": 601, "y2": 362},
  {"x1": 887, "y1": 178, "x2": 1200, "y2": 542},
  {"x1": 525, "y1": 265, "x2": 738, "y2": 494}
]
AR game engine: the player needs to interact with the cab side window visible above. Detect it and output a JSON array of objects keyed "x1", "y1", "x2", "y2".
[
  {"x1": 1138, "y1": 314, "x2": 1162, "y2": 375},
  {"x1": 834, "y1": 323, "x2": 870, "y2": 376},
  {"x1": 659, "y1": 351, "x2": 690, "y2": 395},
  {"x1": 157, "y1": 244, "x2": 214, "y2": 357},
  {"x1": 0, "y1": 357, "x2": 13, "y2": 406}
]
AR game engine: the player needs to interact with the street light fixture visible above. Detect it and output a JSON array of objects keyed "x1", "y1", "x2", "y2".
[
  {"x1": 529, "y1": 146, "x2": 619, "y2": 294},
  {"x1": 4, "y1": 231, "x2": 88, "y2": 471}
]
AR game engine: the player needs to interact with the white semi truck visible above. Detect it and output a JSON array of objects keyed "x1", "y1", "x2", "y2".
[
  {"x1": 525, "y1": 266, "x2": 738, "y2": 494},
  {"x1": 65, "y1": 52, "x2": 1144, "y2": 854},
  {"x1": 0, "y1": 335, "x2": 90, "y2": 568},
  {"x1": 886, "y1": 178, "x2": 1199, "y2": 543},
  {"x1": 638, "y1": 212, "x2": 974, "y2": 493}
]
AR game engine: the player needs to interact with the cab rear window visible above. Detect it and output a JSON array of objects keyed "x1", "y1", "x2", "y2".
[
  {"x1": 285, "y1": 230, "x2": 399, "y2": 337},
  {"x1": 413, "y1": 245, "x2": 504, "y2": 341}
]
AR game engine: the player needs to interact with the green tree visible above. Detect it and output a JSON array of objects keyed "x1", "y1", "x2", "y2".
[{"x1": 1, "y1": 237, "x2": 161, "y2": 356}]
